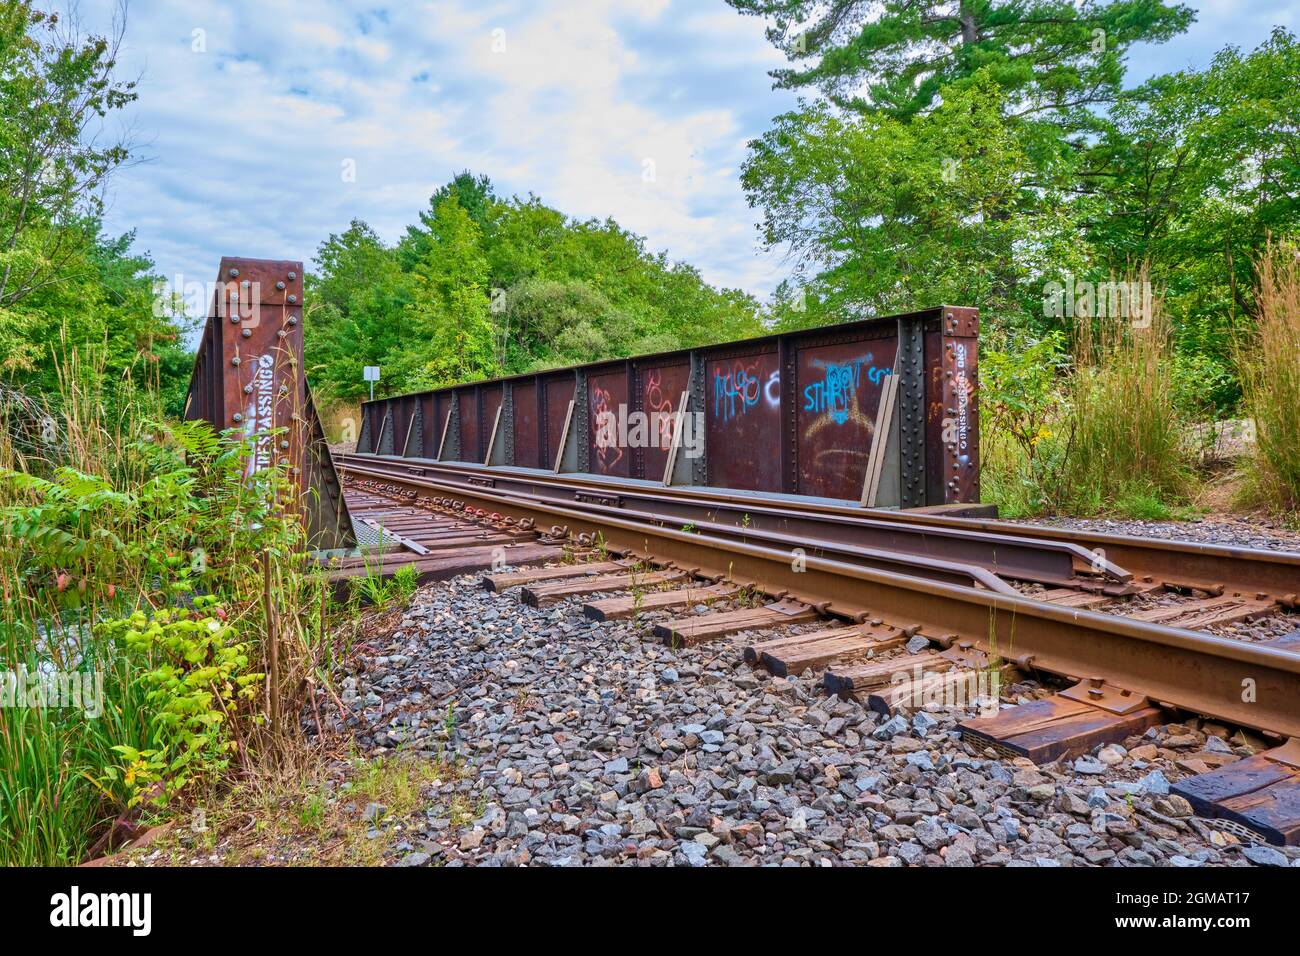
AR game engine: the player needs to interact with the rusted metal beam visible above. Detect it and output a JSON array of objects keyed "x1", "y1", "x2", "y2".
[
  {"x1": 185, "y1": 257, "x2": 354, "y2": 551},
  {"x1": 341, "y1": 462, "x2": 1020, "y2": 594},
  {"x1": 355, "y1": 306, "x2": 980, "y2": 506}
]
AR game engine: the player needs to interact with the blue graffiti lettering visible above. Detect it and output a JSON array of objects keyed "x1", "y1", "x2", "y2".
[{"x1": 803, "y1": 356, "x2": 891, "y2": 425}]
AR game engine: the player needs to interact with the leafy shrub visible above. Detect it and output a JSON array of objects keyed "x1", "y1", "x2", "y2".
[
  {"x1": 100, "y1": 596, "x2": 263, "y2": 807},
  {"x1": 980, "y1": 333, "x2": 1072, "y2": 515},
  {"x1": 0, "y1": 356, "x2": 336, "y2": 863}
]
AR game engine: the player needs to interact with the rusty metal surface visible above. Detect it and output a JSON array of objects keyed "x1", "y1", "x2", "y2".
[
  {"x1": 794, "y1": 336, "x2": 898, "y2": 500},
  {"x1": 419, "y1": 395, "x2": 437, "y2": 457},
  {"x1": 924, "y1": 309, "x2": 980, "y2": 503},
  {"x1": 340, "y1": 451, "x2": 1300, "y2": 603},
  {"x1": 185, "y1": 256, "x2": 353, "y2": 550},
  {"x1": 356, "y1": 306, "x2": 982, "y2": 503},
  {"x1": 338, "y1": 452, "x2": 1122, "y2": 588},
  {"x1": 544, "y1": 375, "x2": 575, "y2": 469},
  {"x1": 391, "y1": 397, "x2": 412, "y2": 457},
  {"x1": 587, "y1": 365, "x2": 630, "y2": 478},
  {"x1": 301, "y1": 384, "x2": 353, "y2": 549},
  {"x1": 636, "y1": 361, "x2": 689, "y2": 482},
  {"x1": 512, "y1": 379, "x2": 540, "y2": 468},
  {"x1": 506, "y1": 382, "x2": 538, "y2": 468},
  {"x1": 341, "y1": 461, "x2": 1300, "y2": 739},
  {"x1": 342, "y1": 464, "x2": 1016, "y2": 593},
  {"x1": 705, "y1": 349, "x2": 782, "y2": 492},
  {"x1": 457, "y1": 390, "x2": 479, "y2": 463},
  {"x1": 365, "y1": 403, "x2": 384, "y2": 454},
  {"x1": 433, "y1": 393, "x2": 453, "y2": 457},
  {"x1": 481, "y1": 384, "x2": 503, "y2": 460},
  {"x1": 942, "y1": 308, "x2": 980, "y2": 503}
]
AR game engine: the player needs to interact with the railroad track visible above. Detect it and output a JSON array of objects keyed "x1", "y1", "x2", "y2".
[
  {"x1": 333, "y1": 457, "x2": 1300, "y2": 846},
  {"x1": 338, "y1": 453, "x2": 1300, "y2": 606}
]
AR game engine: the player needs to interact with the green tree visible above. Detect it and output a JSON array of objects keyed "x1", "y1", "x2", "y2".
[
  {"x1": 1086, "y1": 28, "x2": 1300, "y2": 410},
  {"x1": 0, "y1": 3, "x2": 187, "y2": 417},
  {"x1": 305, "y1": 175, "x2": 766, "y2": 401},
  {"x1": 728, "y1": 0, "x2": 1193, "y2": 127},
  {"x1": 304, "y1": 220, "x2": 412, "y2": 402},
  {"x1": 0, "y1": 2, "x2": 137, "y2": 310},
  {"x1": 397, "y1": 170, "x2": 496, "y2": 270},
  {"x1": 396, "y1": 198, "x2": 497, "y2": 388},
  {"x1": 742, "y1": 73, "x2": 1084, "y2": 327}
]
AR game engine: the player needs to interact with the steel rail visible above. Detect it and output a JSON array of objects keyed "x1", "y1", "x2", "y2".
[
  {"x1": 342, "y1": 461, "x2": 1016, "y2": 594},
  {"x1": 338, "y1": 454, "x2": 1134, "y2": 591},
  {"x1": 342, "y1": 462, "x2": 1300, "y2": 739},
  {"x1": 340, "y1": 453, "x2": 1300, "y2": 604}
]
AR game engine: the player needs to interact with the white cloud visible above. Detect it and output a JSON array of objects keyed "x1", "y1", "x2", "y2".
[
  {"x1": 83, "y1": 0, "x2": 802, "y2": 321},
  {"x1": 90, "y1": 0, "x2": 1294, "y2": 329}
]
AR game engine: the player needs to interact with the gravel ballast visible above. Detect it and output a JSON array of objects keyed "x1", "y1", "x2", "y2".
[{"x1": 318, "y1": 567, "x2": 1300, "y2": 869}]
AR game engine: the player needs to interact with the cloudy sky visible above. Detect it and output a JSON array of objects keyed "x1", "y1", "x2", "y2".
[{"x1": 81, "y1": 0, "x2": 1295, "y2": 316}]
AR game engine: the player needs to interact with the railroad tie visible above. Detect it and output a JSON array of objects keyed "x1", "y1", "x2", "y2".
[
  {"x1": 482, "y1": 560, "x2": 628, "y2": 592},
  {"x1": 744, "y1": 621, "x2": 910, "y2": 677},
  {"x1": 326, "y1": 543, "x2": 565, "y2": 594},
  {"x1": 520, "y1": 569, "x2": 687, "y2": 608},
  {"x1": 823, "y1": 652, "x2": 951, "y2": 699},
  {"x1": 1039, "y1": 588, "x2": 1112, "y2": 610},
  {"x1": 653, "y1": 599, "x2": 816, "y2": 648},
  {"x1": 584, "y1": 582, "x2": 741, "y2": 621},
  {"x1": 957, "y1": 682, "x2": 1163, "y2": 764},
  {"x1": 1172, "y1": 738, "x2": 1300, "y2": 846},
  {"x1": 1128, "y1": 594, "x2": 1277, "y2": 630}
]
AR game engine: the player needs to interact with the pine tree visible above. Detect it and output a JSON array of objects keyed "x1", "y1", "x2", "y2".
[{"x1": 728, "y1": 0, "x2": 1193, "y2": 125}]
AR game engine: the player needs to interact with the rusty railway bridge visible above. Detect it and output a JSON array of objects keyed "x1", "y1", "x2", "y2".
[{"x1": 186, "y1": 256, "x2": 1300, "y2": 848}]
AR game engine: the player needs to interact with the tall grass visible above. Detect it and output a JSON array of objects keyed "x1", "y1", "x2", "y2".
[
  {"x1": 0, "y1": 348, "x2": 339, "y2": 865},
  {"x1": 1064, "y1": 268, "x2": 1191, "y2": 513},
  {"x1": 1238, "y1": 242, "x2": 1300, "y2": 513}
]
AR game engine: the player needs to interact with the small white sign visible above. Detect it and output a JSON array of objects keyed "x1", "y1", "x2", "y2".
[{"x1": 363, "y1": 366, "x2": 381, "y2": 382}]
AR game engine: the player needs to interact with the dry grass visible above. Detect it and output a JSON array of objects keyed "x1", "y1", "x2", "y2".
[
  {"x1": 1066, "y1": 265, "x2": 1191, "y2": 512},
  {"x1": 1237, "y1": 241, "x2": 1300, "y2": 514},
  {"x1": 108, "y1": 749, "x2": 468, "y2": 867},
  {"x1": 319, "y1": 401, "x2": 363, "y2": 447}
]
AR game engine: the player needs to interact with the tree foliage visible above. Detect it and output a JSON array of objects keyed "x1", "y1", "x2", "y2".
[
  {"x1": 726, "y1": 0, "x2": 1193, "y2": 126},
  {"x1": 0, "y1": 2, "x2": 190, "y2": 416},
  {"x1": 1088, "y1": 28, "x2": 1300, "y2": 401},
  {"x1": 746, "y1": 73, "x2": 1085, "y2": 328},
  {"x1": 735, "y1": 1, "x2": 1298, "y2": 414},
  {"x1": 305, "y1": 182, "x2": 764, "y2": 401}
]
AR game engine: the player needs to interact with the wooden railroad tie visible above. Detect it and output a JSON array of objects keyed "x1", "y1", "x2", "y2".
[
  {"x1": 482, "y1": 560, "x2": 629, "y2": 592},
  {"x1": 521, "y1": 568, "x2": 687, "y2": 608},
  {"x1": 1127, "y1": 594, "x2": 1276, "y2": 630},
  {"x1": 958, "y1": 681, "x2": 1163, "y2": 764},
  {"x1": 865, "y1": 665, "x2": 1013, "y2": 718},
  {"x1": 653, "y1": 599, "x2": 817, "y2": 647},
  {"x1": 1172, "y1": 738, "x2": 1300, "y2": 847},
  {"x1": 584, "y1": 582, "x2": 741, "y2": 622},
  {"x1": 743, "y1": 620, "x2": 913, "y2": 677},
  {"x1": 823, "y1": 652, "x2": 952, "y2": 699},
  {"x1": 326, "y1": 542, "x2": 565, "y2": 594},
  {"x1": 1039, "y1": 588, "x2": 1112, "y2": 610}
]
